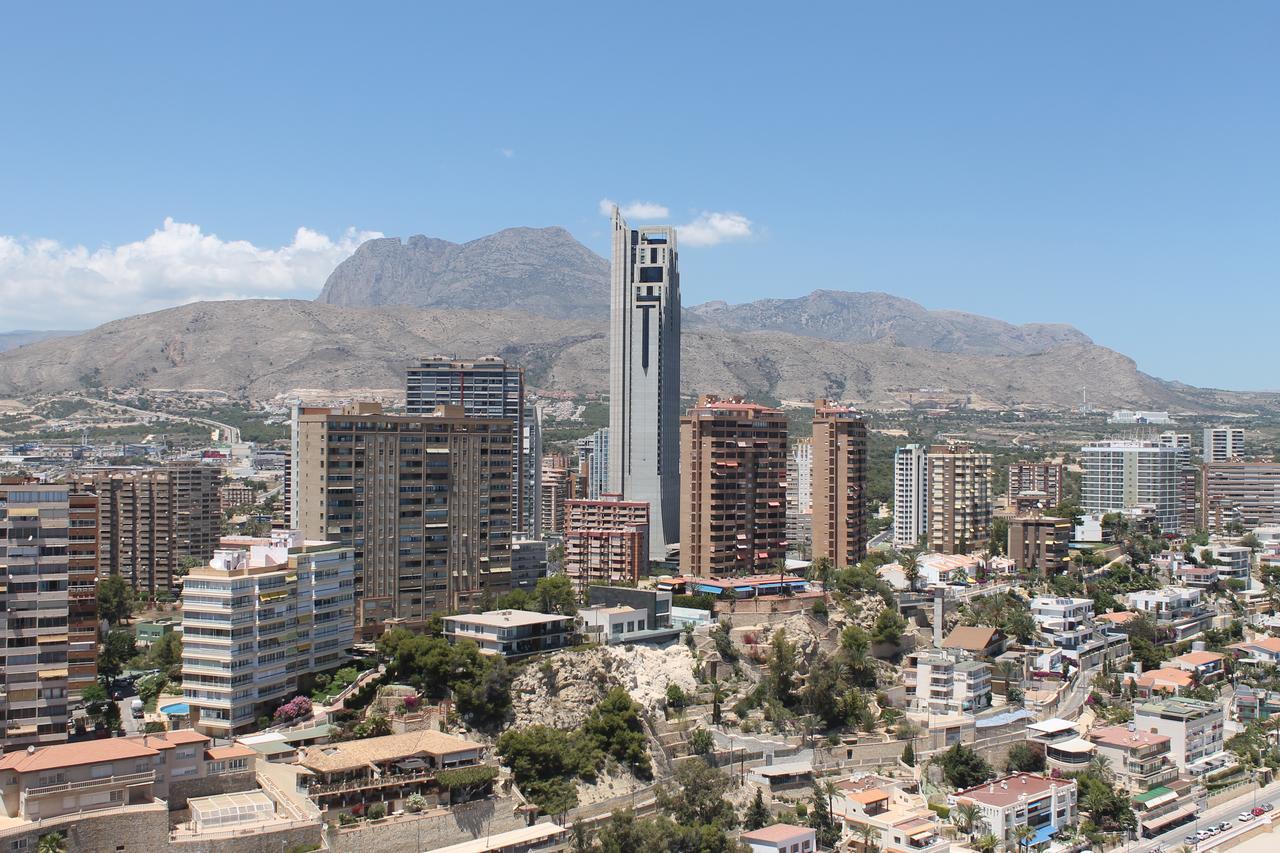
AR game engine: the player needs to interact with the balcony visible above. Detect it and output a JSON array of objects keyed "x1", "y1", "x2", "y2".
[{"x1": 22, "y1": 769, "x2": 156, "y2": 808}]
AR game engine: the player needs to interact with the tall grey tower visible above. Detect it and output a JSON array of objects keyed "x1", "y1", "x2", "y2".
[{"x1": 608, "y1": 206, "x2": 680, "y2": 556}]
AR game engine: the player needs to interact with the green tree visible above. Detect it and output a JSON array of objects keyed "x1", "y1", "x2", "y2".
[
  {"x1": 989, "y1": 517, "x2": 1010, "y2": 556},
  {"x1": 871, "y1": 607, "x2": 907, "y2": 646},
  {"x1": 767, "y1": 629, "x2": 797, "y2": 704},
  {"x1": 900, "y1": 549, "x2": 921, "y2": 591},
  {"x1": 96, "y1": 575, "x2": 134, "y2": 626},
  {"x1": 582, "y1": 687, "x2": 652, "y2": 778},
  {"x1": 744, "y1": 788, "x2": 770, "y2": 830},
  {"x1": 496, "y1": 725, "x2": 590, "y2": 814},
  {"x1": 36, "y1": 832, "x2": 66, "y2": 853},
  {"x1": 939, "y1": 743, "x2": 994, "y2": 790},
  {"x1": 656, "y1": 758, "x2": 738, "y2": 830},
  {"x1": 808, "y1": 784, "x2": 840, "y2": 848},
  {"x1": 974, "y1": 832, "x2": 1000, "y2": 853},
  {"x1": 536, "y1": 574, "x2": 578, "y2": 615},
  {"x1": 1004, "y1": 741, "x2": 1045, "y2": 773},
  {"x1": 97, "y1": 629, "x2": 137, "y2": 680},
  {"x1": 149, "y1": 630, "x2": 183, "y2": 678},
  {"x1": 688, "y1": 728, "x2": 714, "y2": 756},
  {"x1": 81, "y1": 682, "x2": 108, "y2": 706},
  {"x1": 952, "y1": 802, "x2": 982, "y2": 838},
  {"x1": 901, "y1": 741, "x2": 915, "y2": 767},
  {"x1": 801, "y1": 653, "x2": 845, "y2": 728}
]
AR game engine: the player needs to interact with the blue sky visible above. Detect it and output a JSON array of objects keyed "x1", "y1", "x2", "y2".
[{"x1": 1, "y1": 2, "x2": 1276, "y2": 390}]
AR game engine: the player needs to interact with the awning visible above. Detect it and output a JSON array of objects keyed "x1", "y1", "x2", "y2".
[
  {"x1": 1029, "y1": 823, "x2": 1056, "y2": 846},
  {"x1": 1136, "y1": 790, "x2": 1179, "y2": 810},
  {"x1": 1142, "y1": 804, "x2": 1196, "y2": 832}
]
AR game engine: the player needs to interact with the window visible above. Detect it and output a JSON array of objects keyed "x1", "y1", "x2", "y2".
[
  {"x1": 638, "y1": 266, "x2": 663, "y2": 283},
  {"x1": 109, "y1": 789, "x2": 123, "y2": 803}
]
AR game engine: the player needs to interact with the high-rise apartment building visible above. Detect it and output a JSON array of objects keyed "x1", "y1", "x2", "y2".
[
  {"x1": 294, "y1": 402, "x2": 513, "y2": 639},
  {"x1": 405, "y1": 356, "x2": 532, "y2": 533},
  {"x1": 540, "y1": 462, "x2": 571, "y2": 536},
  {"x1": 811, "y1": 401, "x2": 867, "y2": 567},
  {"x1": 1201, "y1": 461, "x2": 1280, "y2": 531},
  {"x1": 786, "y1": 438, "x2": 813, "y2": 557},
  {"x1": 1, "y1": 479, "x2": 72, "y2": 751},
  {"x1": 893, "y1": 445, "x2": 929, "y2": 550},
  {"x1": 1202, "y1": 427, "x2": 1245, "y2": 463},
  {"x1": 67, "y1": 490, "x2": 100, "y2": 700},
  {"x1": 563, "y1": 495, "x2": 650, "y2": 590},
  {"x1": 607, "y1": 207, "x2": 680, "y2": 557},
  {"x1": 1008, "y1": 510, "x2": 1072, "y2": 575},
  {"x1": 1158, "y1": 432, "x2": 1198, "y2": 534},
  {"x1": 576, "y1": 427, "x2": 609, "y2": 501},
  {"x1": 680, "y1": 396, "x2": 787, "y2": 577},
  {"x1": 927, "y1": 443, "x2": 993, "y2": 555},
  {"x1": 1081, "y1": 441, "x2": 1182, "y2": 533},
  {"x1": 181, "y1": 531, "x2": 354, "y2": 736},
  {"x1": 76, "y1": 463, "x2": 221, "y2": 594},
  {"x1": 1007, "y1": 462, "x2": 1065, "y2": 506}
]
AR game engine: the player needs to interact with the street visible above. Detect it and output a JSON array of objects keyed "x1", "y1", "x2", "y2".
[{"x1": 1133, "y1": 781, "x2": 1280, "y2": 853}]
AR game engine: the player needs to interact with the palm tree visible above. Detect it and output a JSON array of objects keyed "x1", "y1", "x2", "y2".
[
  {"x1": 1086, "y1": 754, "x2": 1114, "y2": 782},
  {"x1": 855, "y1": 823, "x2": 882, "y2": 853},
  {"x1": 1012, "y1": 823, "x2": 1037, "y2": 853},
  {"x1": 36, "y1": 833, "x2": 65, "y2": 853},
  {"x1": 901, "y1": 549, "x2": 921, "y2": 591},
  {"x1": 953, "y1": 802, "x2": 983, "y2": 839},
  {"x1": 975, "y1": 833, "x2": 1000, "y2": 853}
]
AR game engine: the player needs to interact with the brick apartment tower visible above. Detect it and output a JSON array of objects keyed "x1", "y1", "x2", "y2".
[
  {"x1": 67, "y1": 489, "x2": 100, "y2": 700},
  {"x1": 680, "y1": 396, "x2": 788, "y2": 578},
  {"x1": 927, "y1": 443, "x2": 993, "y2": 555},
  {"x1": 563, "y1": 494, "x2": 650, "y2": 590},
  {"x1": 810, "y1": 400, "x2": 868, "y2": 568},
  {"x1": 1007, "y1": 462, "x2": 1065, "y2": 507}
]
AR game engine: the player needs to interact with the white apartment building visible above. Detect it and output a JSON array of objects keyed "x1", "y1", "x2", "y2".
[
  {"x1": 786, "y1": 438, "x2": 814, "y2": 555},
  {"x1": 1134, "y1": 697, "x2": 1225, "y2": 771},
  {"x1": 903, "y1": 650, "x2": 991, "y2": 714},
  {"x1": 181, "y1": 530, "x2": 355, "y2": 736},
  {"x1": 1087, "y1": 725, "x2": 1178, "y2": 791},
  {"x1": 442, "y1": 609, "x2": 575, "y2": 658},
  {"x1": 1198, "y1": 542, "x2": 1251, "y2": 588},
  {"x1": 1081, "y1": 441, "x2": 1182, "y2": 533},
  {"x1": 1126, "y1": 587, "x2": 1213, "y2": 641},
  {"x1": 950, "y1": 773, "x2": 1077, "y2": 848},
  {"x1": 893, "y1": 444, "x2": 929, "y2": 549},
  {"x1": 1203, "y1": 427, "x2": 1245, "y2": 463}
]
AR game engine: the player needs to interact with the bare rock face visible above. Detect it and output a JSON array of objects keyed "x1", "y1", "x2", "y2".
[{"x1": 508, "y1": 643, "x2": 698, "y2": 730}]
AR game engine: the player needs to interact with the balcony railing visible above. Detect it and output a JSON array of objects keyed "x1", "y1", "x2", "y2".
[{"x1": 23, "y1": 770, "x2": 155, "y2": 799}]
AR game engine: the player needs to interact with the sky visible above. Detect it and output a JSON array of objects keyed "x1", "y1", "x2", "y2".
[{"x1": 0, "y1": 3, "x2": 1277, "y2": 390}]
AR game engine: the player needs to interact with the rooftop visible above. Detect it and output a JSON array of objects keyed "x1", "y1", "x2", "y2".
[
  {"x1": 1137, "y1": 696, "x2": 1221, "y2": 718},
  {"x1": 943, "y1": 626, "x2": 1002, "y2": 652},
  {"x1": 741, "y1": 823, "x2": 814, "y2": 843},
  {"x1": 955, "y1": 773, "x2": 1073, "y2": 808},
  {"x1": 444, "y1": 609, "x2": 574, "y2": 628},
  {"x1": 1172, "y1": 650, "x2": 1225, "y2": 666},
  {"x1": 299, "y1": 729, "x2": 484, "y2": 774},
  {"x1": 0, "y1": 730, "x2": 210, "y2": 773},
  {"x1": 1136, "y1": 668, "x2": 1195, "y2": 689},
  {"x1": 1089, "y1": 725, "x2": 1171, "y2": 749}
]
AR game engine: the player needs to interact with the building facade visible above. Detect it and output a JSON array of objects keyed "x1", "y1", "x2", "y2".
[
  {"x1": 442, "y1": 610, "x2": 575, "y2": 658},
  {"x1": 1008, "y1": 511, "x2": 1072, "y2": 575},
  {"x1": 903, "y1": 650, "x2": 992, "y2": 714},
  {"x1": 181, "y1": 531, "x2": 355, "y2": 736},
  {"x1": 607, "y1": 206, "x2": 681, "y2": 556},
  {"x1": 1, "y1": 480, "x2": 73, "y2": 752},
  {"x1": 1202, "y1": 426, "x2": 1245, "y2": 463},
  {"x1": 893, "y1": 444, "x2": 929, "y2": 550},
  {"x1": 1134, "y1": 697, "x2": 1225, "y2": 770},
  {"x1": 786, "y1": 438, "x2": 813, "y2": 557},
  {"x1": 577, "y1": 427, "x2": 609, "y2": 501},
  {"x1": 1081, "y1": 441, "x2": 1182, "y2": 533},
  {"x1": 294, "y1": 402, "x2": 513, "y2": 639},
  {"x1": 66, "y1": 489, "x2": 99, "y2": 701},
  {"x1": 811, "y1": 401, "x2": 867, "y2": 567},
  {"x1": 563, "y1": 494, "x2": 649, "y2": 590},
  {"x1": 950, "y1": 774, "x2": 1077, "y2": 848},
  {"x1": 680, "y1": 396, "x2": 788, "y2": 577},
  {"x1": 1200, "y1": 461, "x2": 1280, "y2": 531},
  {"x1": 510, "y1": 537, "x2": 548, "y2": 591},
  {"x1": 927, "y1": 443, "x2": 992, "y2": 555},
  {"x1": 1007, "y1": 462, "x2": 1064, "y2": 507}
]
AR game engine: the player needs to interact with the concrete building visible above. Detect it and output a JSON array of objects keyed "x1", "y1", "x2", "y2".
[
  {"x1": 441, "y1": 610, "x2": 575, "y2": 659},
  {"x1": 607, "y1": 207, "x2": 680, "y2": 557},
  {"x1": 578, "y1": 426, "x2": 609, "y2": 501},
  {"x1": 293, "y1": 402, "x2": 513, "y2": 639},
  {"x1": 220, "y1": 481, "x2": 258, "y2": 511},
  {"x1": 893, "y1": 444, "x2": 929, "y2": 550},
  {"x1": 1198, "y1": 542, "x2": 1251, "y2": 588},
  {"x1": 181, "y1": 531, "x2": 355, "y2": 736},
  {"x1": 539, "y1": 462, "x2": 570, "y2": 536},
  {"x1": 1109, "y1": 411, "x2": 1172, "y2": 425},
  {"x1": 786, "y1": 438, "x2": 813, "y2": 557},
  {"x1": 1007, "y1": 462, "x2": 1064, "y2": 507},
  {"x1": 67, "y1": 488, "x2": 100, "y2": 700},
  {"x1": 1030, "y1": 597, "x2": 1113, "y2": 669},
  {"x1": 522, "y1": 402, "x2": 542, "y2": 537},
  {"x1": 1126, "y1": 587, "x2": 1213, "y2": 642},
  {"x1": 562, "y1": 494, "x2": 649, "y2": 590},
  {"x1": 950, "y1": 773, "x2": 1077, "y2": 848},
  {"x1": 927, "y1": 443, "x2": 992, "y2": 555},
  {"x1": 1087, "y1": 725, "x2": 1178, "y2": 792},
  {"x1": 1203, "y1": 426, "x2": 1245, "y2": 463},
  {"x1": 1, "y1": 479, "x2": 73, "y2": 751},
  {"x1": 77, "y1": 463, "x2": 222, "y2": 595},
  {"x1": 832, "y1": 779, "x2": 949, "y2": 853},
  {"x1": 811, "y1": 400, "x2": 868, "y2": 567},
  {"x1": 578, "y1": 585, "x2": 676, "y2": 644},
  {"x1": 1081, "y1": 441, "x2": 1182, "y2": 533},
  {"x1": 405, "y1": 356, "x2": 530, "y2": 535},
  {"x1": 741, "y1": 824, "x2": 817, "y2": 853},
  {"x1": 903, "y1": 650, "x2": 992, "y2": 714},
  {"x1": 509, "y1": 536, "x2": 547, "y2": 591},
  {"x1": 1008, "y1": 511, "x2": 1072, "y2": 575},
  {"x1": 679, "y1": 396, "x2": 788, "y2": 577},
  {"x1": 1201, "y1": 461, "x2": 1280, "y2": 531},
  {"x1": 1158, "y1": 432, "x2": 1198, "y2": 534},
  {"x1": 1134, "y1": 697, "x2": 1225, "y2": 771}
]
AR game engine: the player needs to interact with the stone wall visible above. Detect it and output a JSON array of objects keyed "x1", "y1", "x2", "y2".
[
  {"x1": 169, "y1": 769, "x2": 257, "y2": 808},
  {"x1": 0, "y1": 802, "x2": 170, "y2": 853},
  {"x1": 170, "y1": 822, "x2": 323, "y2": 853},
  {"x1": 326, "y1": 796, "x2": 528, "y2": 853}
]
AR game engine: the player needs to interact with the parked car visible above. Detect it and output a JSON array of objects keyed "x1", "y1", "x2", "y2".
[
  {"x1": 1219, "y1": 821, "x2": 1232, "y2": 831},
  {"x1": 1252, "y1": 807, "x2": 1266, "y2": 817},
  {"x1": 1207, "y1": 825, "x2": 1220, "y2": 835},
  {"x1": 1264, "y1": 803, "x2": 1275, "y2": 812},
  {"x1": 1184, "y1": 835, "x2": 1197, "y2": 845},
  {"x1": 1239, "y1": 812, "x2": 1255, "y2": 822}
]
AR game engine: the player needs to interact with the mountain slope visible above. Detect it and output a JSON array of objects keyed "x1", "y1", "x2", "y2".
[
  {"x1": 0, "y1": 329, "x2": 81, "y2": 353},
  {"x1": 316, "y1": 227, "x2": 609, "y2": 320},
  {"x1": 0, "y1": 299, "x2": 1238, "y2": 412}
]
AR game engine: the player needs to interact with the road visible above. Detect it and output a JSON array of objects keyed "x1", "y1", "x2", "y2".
[
  {"x1": 118, "y1": 698, "x2": 143, "y2": 735},
  {"x1": 74, "y1": 395, "x2": 242, "y2": 444},
  {"x1": 1133, "y1": 781, "x2": 1280, "y2": 853}
]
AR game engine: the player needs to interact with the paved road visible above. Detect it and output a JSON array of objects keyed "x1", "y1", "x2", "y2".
[
  {"x1": 118, "y1": 698, "x2": 143, "y2": 735},
  {"x1": 1134, "y1": 781, "x2": 1280, "y2": 853},
  {"x1": 73, "y1": 395, "x2": 242, "y2": 444}
]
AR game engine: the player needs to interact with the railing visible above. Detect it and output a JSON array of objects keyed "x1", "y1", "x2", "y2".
[
  {"x1": 308, "y1": 768, "x2": 445, "y2": 796},
  {"x1": 23, "y1": 770, "x2": 155, "y2": 798}
]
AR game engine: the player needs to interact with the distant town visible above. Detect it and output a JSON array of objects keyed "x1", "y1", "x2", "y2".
[{"x1": 4, "y1": 208, "x2": 1280, "y2": 853}]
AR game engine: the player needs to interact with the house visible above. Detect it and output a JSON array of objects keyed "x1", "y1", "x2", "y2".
[
  {"x1": 585, "y1": 585, "x2": 673, "y2": 629},
  {"x1": 441, "y1": 609, "x2": 576, "y2": 658},
  {"x1": 1228, "y1": 636, "x2": 1280, "y2": 665},
  {"x1": 950, "y1": 773, "x2": 1077, "y2": 849},
  {"x1": 1134, "y1": 668, "x2": 1195, "y2": 698},
  {"x1": 1095, "y1": 611, "x2": 1138, "y2": 629},
  {"x1": 902, "y1": 650, "x2": 991, "y2": 714},
  {"x1": 942, "y1": 626, "x2": 1007, "y2": 659},
  {"x1": 578, "y1": 586, "x2": 682, "y2": 644},
  {"x1": 298, "y1": 729, "x2": 489, "y2": 814},
  {"x1": 1132, "y1": 781, "x2": 1200, "y2": 839},
  {"x1": 741, "y1": 823, "x2": 817, "y2": 853},
  {"x1": 1126, "y1": 587, "x2": 1214, "y2": 642},
  {"x1": 1087, "y1": 725, "x2": 1178, "y2": 791},
  {"x1": 1169, "y1": 649, "x2": 1226, "y2": 684},
  {"x1": 1235, "y1": 685, "x2": 1280, "y2": 723},
  {"x1": 831, "y1": 778, "x2": 949, "y2": 853},
  {"x1": 1174, "y1": 563, "x2": 1219, "y2": 588},
  {"x1": 1024, "y1": 719, "x2": 1095, "y2": 774}
]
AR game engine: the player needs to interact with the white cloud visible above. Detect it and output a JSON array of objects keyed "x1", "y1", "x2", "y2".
[
  {"x1": 499, "y1": 147, "x2": 515, "y2": 158},
  {"x1": 596, "y1": 198, "x2": 671, "y2": 220},
  {"x1": 676, "y1": 211, "x2": 754, "y2": 247},
  {"x1": 0, "y1": 218, "x2": 381, "y2": 330}
]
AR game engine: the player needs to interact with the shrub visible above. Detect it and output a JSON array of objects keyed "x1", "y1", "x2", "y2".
[
  {"x1": 338, "y1": 813, "x2": 358, "y2": 826},
  {"x1": 273, "y1": 695, "x2": 313, "y2": 723},
  {"x1": 405, "y1": 793, "x2": 427, "y2": 813},
  {"x1": 688, "y1": 728, "x2": 714, "y2": 755},
  {"x1": 367, "y1": 803, "x2": 386, "y2": 820}
]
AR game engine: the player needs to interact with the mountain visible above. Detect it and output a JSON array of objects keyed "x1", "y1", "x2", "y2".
[
  {"x1": 0, "y1": 329, "x2": 81, "y2": 353},
  {"x1": 316, "y1": 227, "x2": 609, "y2": 320},
  {"x1": 686, "y1": 290, "x2": 1091, "y2": 356},
  {"x1": 0, "y1": 298, "x2": 1256, "y2": 412}
]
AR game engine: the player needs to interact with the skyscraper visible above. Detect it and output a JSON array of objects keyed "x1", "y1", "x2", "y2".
[
  {"x1": 576, "y1": 427, "x2": 609, "y2": 501},
  {"x1": 928, "y1": 443, "x2": 993, "y2": 555},
  {"x1": 1202, "y1": 427, "x2": 1245, "y2": 463},
  {"x1": 786, "y1": 438, "x2": 813, "y2": 557},
  {"x1": 1159, "y1": 432, "x2": 1198, "y2": 534},
  {"x1": 1007, "y1": 462, "x2": 1065, "y2": 507},
  {"x1": 811, "y1": 400, "x2": 868, "y2": 567},
  {"x1": 1081, "y1": 440, "x2": 1181, "y2": 532},
  {"x1": 608, "y1": 207, "x2": 680, "y2": 557},
  {"x1": 893, "y1": 444, "x2": 929, "y2": 550},
  {"x1": 405, "y1": 356, "x2": 532, "y2": 533}
]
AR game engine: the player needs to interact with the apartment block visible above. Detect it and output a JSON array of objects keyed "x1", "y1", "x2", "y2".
[
  {"x1": 903, "y1": 650, "x2": 991, "y2": 714},
  {"x1": 576, "y1": 427, "x2": 609, "y2": 501},
  {"x1": 893, "y1": 444, "x2": 929, "y2": 550},
  {"x1": 76, "y1": 463, "x2": 221, "y2": 594},
  {"x1": 679, "y1": 396, "x2": 788, "y2": 577},
  {"x1": 1134, "y1": 697, "x2": 1225, "y2": 770},
  {"x1": 1007, "y1": 462, "x2": 1064, "y2": 506},
  {"x1": 786, "y1": 438, "x2": 813, "y2": 557},
  {"x1": 405, "y1": 356, "x2": 530, "y2": 534},
  {"x1": 66, "y1": 489, "x2": 100, "y2": 700},
  {"x1": 1087, "y1": 726, "x2": 1178, "y2": 792},
  {"x1": 294, "y1": 402, "x2": 513, "y2": 639},
  {"x1": 539, "y1": 461, "x2": 572, "y2": 536},
  {"x1": 1202, "y1": 426, "x2": 1245, "y2": 463},
  {"x1": 1, "y1": 480, "x2": 72, "y2": 752},
  {"x1": 927, "y1": 443, "x2": 992, "y2": 555},
  {"x1": 1158, "y1": 432, "x2": 1198, "y2": 533},
  {"x1": 1080, "y1": 441, "x2": 1182, "y2": 534},
  {"x1": 1008, "y1": 511, "x2": 1072, "y2": 575},
  {"x1": 811, "y1": 400, "x2": 868, "y2": 567},
  {"x1": 510, "y1": 536, "x2": 548, "y2": 591},
  {"x1": 563, "y1": 494, "x2": 649, "y2": 589},
  {"x1": 181, "y1": 530, "x2": 355, "y2": 736},
  {"x1": 1200, "y1": 461, "x2": 1280, "y2": 531},
  {"x1": 951, "y1": 774, "x2": 1077, "y2": 848},
  {"x1": 832, "y1": 780, "x2": 949, "y2": 853},
  {"x1": 442, "y1": 609, "x2": 575, "y2": 659},
  {"x1": 220, "y1": 481, "x2": 258, "y2": 511}
]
